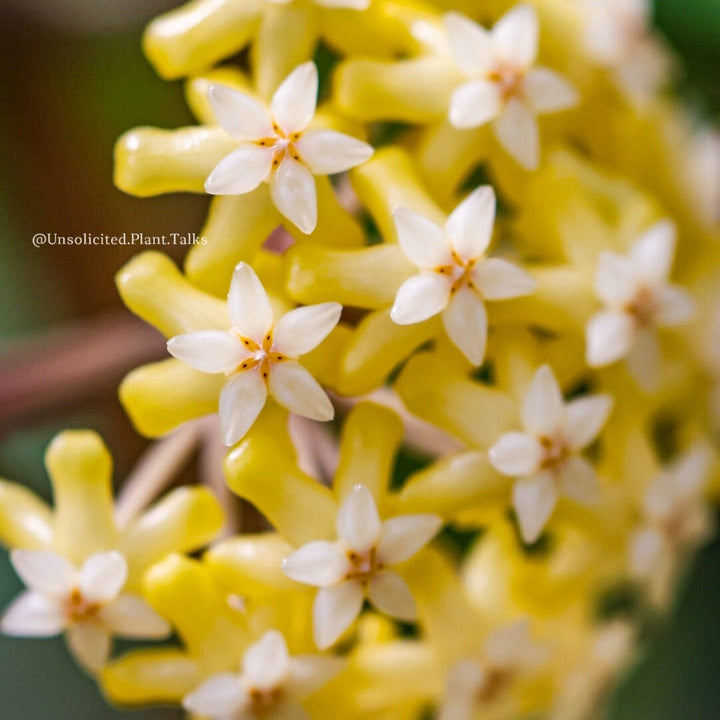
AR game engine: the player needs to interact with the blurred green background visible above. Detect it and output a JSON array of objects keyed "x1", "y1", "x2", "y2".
[{"x1": 0, "y1": 0, "x2": 719, "y2": 718}]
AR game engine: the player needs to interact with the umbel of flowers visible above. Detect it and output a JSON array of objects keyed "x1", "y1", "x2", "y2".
[{"x1": 3, "y1": 1, "x2": 720, "y2": 720}]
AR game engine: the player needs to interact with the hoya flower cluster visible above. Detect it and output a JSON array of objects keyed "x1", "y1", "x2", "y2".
[{"x1": 3, "y1": 1, "x2": 720, "y2": 719}]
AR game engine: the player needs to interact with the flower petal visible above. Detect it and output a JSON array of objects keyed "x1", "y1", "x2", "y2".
[
  {"x1": 282, "y1": 541, "x2": 349, "y2": 587},
  {"x1": 9, "y1": 549, "x2": 76, "y2": 598},
  {"x1": 445, "y1": 186, "x2": 496, "y2": 261},
  {"x1": 393, "y1": 206, "x2": 451, "y2": 268},
  {"x1": 391, "y1": 274, "x2": 451, "y2": 325},
  {"x1": 512, "y1": 472, "x2": 558, "y2": 544},
  {"x1": 271, "y1": 155, "x2": 318, "y2": 234},
  {"x1": 205, "y1": 145, "x2": 275, "y2": 195},
  {"x1": 630, "y1": 220, "x2": 676, "y2": 285},
  {"x1": 272, "y1": 303, "x2": 342, "y2": 357},
  {"x1": 472, "y1": 257, "x2": 536, "y2": 299},
  {"x1": 228, "y1": 262, "x2": 274, "y2": 339},
  {"x1": 440, "y1": 661, "x2": 484, "y2": 720},
  {"x1": 558, "y1": 456, "x2": 601, "y2": 505},
  {"x1": 268, "y1": 361, "x2": 334, "y2": 421},
  {"x1": 488, "y1": 432, "x2": 543, "y2": 476},
  {"x1": 219, "y1": 370, "x2": 268, "y2": 446},
  {"x1": 367, "y1": 570, "x2": 416, "y2": 621},
  {"x1": 336, "y1": 484, "x2": 381, "y2": 553},
  {"x1": 243, "y1": 629, "x2": 291, "y2": 690},
  {"x1": 654, "y1": 286, "x2": 696, "y2": 326},
  {"x1": 167, "y1": 331, "x2": 247, "y2": 374},
  {"x1": 207, "y1": 84, "x2": 273, "y2": 141},
  {"x1": 585, "y1": 310, "x2": 635, "y2": 367},
  {"x1": 442, "y1": 287, "x2": 488, "y2": 365},
  {"x1": 492, "y1": 3, "x2": 538, "y2": 70},
  {"x1": 522, "y1": 68, "x2": 578, "y2": 114},
  {"x1": 492, "y1": 99, "x2": 539, "y2": 170},
  {"x1": 66, "y1": 621, "x2": 112, "y2": 672},
  {"x1": 295, "y1": 130, "x2": 374, "y2": 175},
  {"x1": 313, "y1": 581, "x2": 364, "y2": 649},
  {"x1": 78, "y1": 551, "x2": 128, "y2": 604},
  {"x1": 595, "y1": 251, "x2": 638, "y2": 306},
  {"x1": 100, "y1": 594, "x2": 171, "y2": 638},
  {"x1": 0, "y1": 591, "x2": 66, "y2": 636},
  {"x1": 286, "y1": 656, "x2": 345, "y2": 698},
  {"x1": 626, "y1": 327, "x2": 660, "y2": 390},
  {"x1": 271, "y1": 61, "x2": 318, "y2": 133},
  {"x1": 377, "y1": 514, "x2": 443, "y2": 565},
  {"x1": 564, "y1": 395, "x2": 613, "y2": 450},
  {"x1": 521, "y1": 364, "x2": 564, "y2": 437},
  {"x1": 182, "y1": 673, "x2": 247, "y2": 718},
  {"x1": 448, "y1": 80, "x2": 502, "y2": 129},
  {"x1": 629, "y1": 527, "x2": 665, "y2": 577},
  {"x1": 444, "y1": 12, "x2": 495, "y2": 76}
]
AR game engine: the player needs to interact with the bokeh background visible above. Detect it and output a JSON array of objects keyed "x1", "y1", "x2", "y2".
[{"x1": 0, "y1": 0, "x2": 719, "y2": 717}]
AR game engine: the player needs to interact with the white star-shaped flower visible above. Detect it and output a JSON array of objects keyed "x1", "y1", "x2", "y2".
[
  {"x1": 629, "y1": 447, "x2": 713, "y2": 593},
  {"x1": 282, "y1": 484, "x2": 442, "y2": 649},
  {"x1": 444, "y1": 5, "x2": 578, "y2": 170},
  {"x1": 1, "y1": 549, "x2": 170, "y2": 672},
  {"x1": 183, "y1": 629, "x2": 344, "y2": 720},
  {"x1": 168, "y1": 262, "x2": 341, "y2": 446},
  {"x1": 585, "y1": 220, "x2": 696, "y2": 387},
  {"x1": 390, "y1": 186, "x2": 535, "y2": 365},
  {"x1": 205, "y1": 62, "x2": 374, "y2": 233},
  {"x1": 440, "y1": 621, "x2": 548, "y2": 720},
  {"x1": 488, "y1": 364, "x2": 612, "y2": 544}
]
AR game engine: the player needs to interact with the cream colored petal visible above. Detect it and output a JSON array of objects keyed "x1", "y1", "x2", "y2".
[
  {"x1": 219, "y1": 370, "x2": 268, "y2": 446},
  {"x1": 512, "y1": 473, "x2": 557, "y2": 544},
  {"x1": 472, "y1": 258, "x2": 536, "y2": 300},
  {"x1": 205, "y1": 144, "x2": 274, "y2": 194},
  {"x1": 285, "y1": 656, "x2": 345, "y2": 699},
  {"x1": 448, "y1": 80, "x2": 502, "y2": 129},
  {"x1": 521, "y1": 364, "x2": 564, "y2": 436},
  {"x1": 629, "y1": 527, "x2": 665, "y2": 577},
  {"x1": 440, "y1": 660, "x2": 484, "y2": 720},
  {"x1": 367, "y1": 570, "x2": 417, "y2": 621},
  {"x1": 273, "y1": 303, "x2": 342, "y2": 358},
  {"x1": 441, "y1": 287, "x2": 488, "y2": 365},
  {"x1": 78, "y1": 552, "x2": 128, "y2": 604},
  {"x1": 243, "y1": 630, "x2": 291, "y2": 690},
  {"x1": 228, "y1": 261, "x2": 274, "y2": 339},
  {"x1": 9, "y1": 549, "x2": 76, "y2": 598},
  {"x1": 295, "y1": 130, "x2": 374, "y2": 175},
  {"x1": 282, "y1": 541, "x2": 349, "y2": 587},
  {"x1": 377, "y1": 515, "x2": 442, "y2": 565},
  {"x1": 558, "y1": 456, "x2": 601, "y2": 506},
  {"x1": 393, "y1": 206, "x2": 451, "y2": 268},
  {"x1": 654, "y1": 286, "x2": 696, "y2": 326},
  {"x1": 182, "y1": 673, "x2": 247, "y2": 718},
  {"x1": 271, "y1": 155, "x2": 318, "y2": 234},
  {"x1": 313, "y1": 580, "x2": 364, "y2": 649},
  {"x1": 626, "y1": 327, "x2": 660, "y2": 390},
  {"x1": 522, "y1": 68, "x2": 578, "y2": 114},
  {"x1": 595, "y1": 251, "x2": 638, "y2": 306},
  {"x1": 585, "y1": 310, "x2": 635, "y2": 367},
  {"x1": 492, "y1": 99, "x2": 539, "y2": 171},
  {"x1": 444, "y1": 12, "x2": 495, "y2": 76},
  {"x1": 0, "y1": 591, "x2": 66, "y2": 636},
  {"x1": 492, "y1": 3, "x2": 538, "y2": 70},
  {"x1": 268, "y1": 361, "x2": 334, "y2": 421},
  {"x1": 100, "y1": 595, "x2": 171, "y2": 639},
  {"x1": 445, "y1": 185, "x2": 496, "y2": 261},
  {"x1": 391, "y1": 274, "x2": 451, "y2": 325},
  {"x1": 207, "y1": 84, "x2": 273, "y2": 140},
  {"x1": 488, "y1": 432, "x2": 543, "y2": 477},
  {"x1": 67, "y1": 622, "x2": 112, "y2": 672},
  {"x1": 314, "y1": 0, "x2": 369, "y2": 7},
  {"x1": 630, "y1": 220, "x2": 676, "y2": 285},
  {"x1": 271, "y1": 61, "x2": 318, "y2": 134},
  {"x1": 167, "y1": 331, "x2": 246, "y2": 374},
  {"x1": 336, "y1": 484, "x2": 381, "y2": 553},
  {"x1": 563, "y1": 395, "x2": 613, "y2": 450}
]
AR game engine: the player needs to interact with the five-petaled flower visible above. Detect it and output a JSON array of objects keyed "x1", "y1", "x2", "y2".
[
  {"x1": 390, "y1": 185, "x2": 535, "y2": 365},
  {"x1": 440, "y1": 621, "x2": 548, "y2": 720},
  {"x1": 282, "y1": 484, "x2": 442, "y2": 649},
  {"x1": 1, "y1": 549, "x2": 170, "y2": 672},
  {"x1": 585, "y1": 220, "x2": 695, "y2": 387},
  {"x1": 168, "y1": 262, "x2": 341, "y2": 446},
  {"x1": 488, "y1": 364, "x2": 612, "y2": 543},
  {"x1": 183, "y1": 629, "x2": 344, "y2": 720},
  {"x1": 205, "y1": 62, "x2": 374, "y2": 233},
  {"x1": 445, "y1": 4, "x2": 578, "y2": 170}
]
